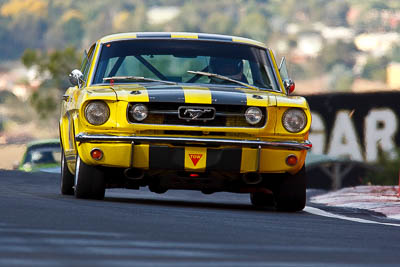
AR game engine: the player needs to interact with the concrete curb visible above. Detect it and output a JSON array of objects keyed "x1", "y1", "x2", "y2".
[{"x1": 310, "y1": 186, "x2": 400, "y2": 220}]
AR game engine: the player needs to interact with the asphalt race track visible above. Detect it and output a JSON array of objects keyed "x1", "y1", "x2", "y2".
[{"x1": 1, "y1": 170, "x2": 400, "y2": 266}]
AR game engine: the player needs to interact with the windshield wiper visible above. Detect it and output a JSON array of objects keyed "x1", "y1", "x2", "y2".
[
  {"x1": 103, "y1": 76, "x2": 176, "y2": 85},
  {"x1": 187, "y1": 70, "x2": 258, "y2": 90}
]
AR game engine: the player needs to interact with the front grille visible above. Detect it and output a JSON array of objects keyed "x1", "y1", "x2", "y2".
[
  {"x1": 127, "y1": 102, "x2": 266, "y2": 128},
  {"x1": 136, "y1": 130, "x2": 254, "y2": 139}
]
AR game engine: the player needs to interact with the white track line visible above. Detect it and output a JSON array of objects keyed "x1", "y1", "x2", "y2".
[{"x1": 304, "y1": 206, "x2": 400, "y2": 227}]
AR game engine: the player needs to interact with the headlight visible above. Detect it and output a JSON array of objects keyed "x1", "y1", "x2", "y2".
[
  {"x1": 84, "y1": 101, "x2": 110, "y2": 125},
  {"x1": 282, "y1": 108, "x2": 307, "y2": 133},
  {"x1": 129, "y1": 104, "x2": 148, "y2": 122},
  {"x1": 244, "y1": 107, "x2": 263, "y2": 125}
]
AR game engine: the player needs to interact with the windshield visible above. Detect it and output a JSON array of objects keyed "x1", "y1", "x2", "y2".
[
  {"x1": 24, "y1": 146, "x2": 61, "y2": 166},
  {"x1": 92, "y1": 40, "x2": 276, "y2": 90}
]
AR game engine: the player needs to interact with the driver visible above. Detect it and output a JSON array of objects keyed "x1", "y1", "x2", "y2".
[{"x1": 209, "y1": 57, "x2": 248, "y2": 83}]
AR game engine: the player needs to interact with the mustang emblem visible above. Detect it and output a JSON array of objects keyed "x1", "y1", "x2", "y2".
[
  {"x1": 178, "y1": 106, "x2": 216, "y2": 120},
  {"x1": 184, "y1": 109, "x2": 211, "y2": 119}
]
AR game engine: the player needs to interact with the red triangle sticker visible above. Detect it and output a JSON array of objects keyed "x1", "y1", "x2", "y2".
[{"x1": 189, "y1": 154, "x2": 203, "y2": 166}]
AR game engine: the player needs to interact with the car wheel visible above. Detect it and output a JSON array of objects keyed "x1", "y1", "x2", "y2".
[
  {"x1": 61, "y1": 150, "x2": 74, "y2": 195},
  {"x1": 74, "y1": 155, "x2": 105, "y2": 200},
  {"x1": 274, "y1": 166, "x2": 306, "y2": 212},
  {"x1": 250, "y1": 192, "x2": 275, "y2": 207}
]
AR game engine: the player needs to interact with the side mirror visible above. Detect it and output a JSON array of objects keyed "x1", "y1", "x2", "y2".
[
  {"x1": 68, "y1": 69, "x2": 84, "y2": 88},
  {"x1": 283, "y1": 79, "x2": 295, "y2": 94}
]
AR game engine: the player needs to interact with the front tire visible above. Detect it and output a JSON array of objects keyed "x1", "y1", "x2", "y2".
[
  {"x1": 274, "y1": 166, "x2": 307, "y2": 212},
  {"x1": 250, "y1": 192, "x2": 275, "y2": 207},
  {"x1": 74, "y1": 155, "x2": 105, "y2": 200},
  {"x1": 61, "y1": 150, "x2": 74, "y2": 195}
]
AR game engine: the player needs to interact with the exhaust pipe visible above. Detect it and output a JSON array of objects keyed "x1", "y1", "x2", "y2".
[
  {"x1": 242, "y1": 172, "x2": 262, "y2": 185},
  {"x1": 124, "y1": 168, "x2": 144, "y2": 180}
]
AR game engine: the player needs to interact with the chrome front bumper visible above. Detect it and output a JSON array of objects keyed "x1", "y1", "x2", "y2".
[{"x1": 76, "y1": 133, "x2": 312, "y2": 151}]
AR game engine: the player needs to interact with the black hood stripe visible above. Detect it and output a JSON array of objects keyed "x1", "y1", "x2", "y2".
[
  {"x1": 210, "y1": 88, "x2": 247, "y2": 106},
  {"x1": 136, "y1": 33, "x2": 172, "y2": 39},
  {"x1": 198, "y1": 35, "x2": 233, "y2": 42},
  {"x1": 144, "y1": 85, "x2": 248, "y2": 105},
  {"x1": 146, "y1": 86, "x2": 185, "y2": 103}
]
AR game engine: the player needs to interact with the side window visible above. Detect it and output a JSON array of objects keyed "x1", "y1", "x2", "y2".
[
  {"x1": 81, "y1": 44, "x2": 96, "y2": 82},
  {"x1": 242, "y1": 60, "x2": 253, "y2": 85},
  {"x1": 279, "y1": 57, "x2": 290, "y2": 81}
]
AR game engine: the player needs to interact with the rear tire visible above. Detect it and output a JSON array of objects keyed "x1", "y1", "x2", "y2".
[
  {"x1": 274, "y1": 166, "x2": 307, "y2": 212},
  {"x1": 60, "y1": 150, "x2": 74, "y2": 195},
  {"x1": 74, "y1": 155, "x2": 105, "y2": 200}
]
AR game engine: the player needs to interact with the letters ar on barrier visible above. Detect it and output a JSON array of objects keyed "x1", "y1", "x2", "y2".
[{"x1": 305, "y1": 92, "x2": 399, "y2": 163}]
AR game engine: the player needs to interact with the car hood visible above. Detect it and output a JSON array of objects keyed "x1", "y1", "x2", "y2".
[{"x1": 110, "y1": 83, "x2": 280, "y2": 107}]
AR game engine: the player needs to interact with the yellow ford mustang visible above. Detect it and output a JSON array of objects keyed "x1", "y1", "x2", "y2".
[{"x1": 60, "y1": 32, "x2": 312, "y2": 211}]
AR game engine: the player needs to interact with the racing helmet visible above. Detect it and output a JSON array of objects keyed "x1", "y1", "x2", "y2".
[{"x1": 209, "y1": 57, "x2": 243, "y2": 77}]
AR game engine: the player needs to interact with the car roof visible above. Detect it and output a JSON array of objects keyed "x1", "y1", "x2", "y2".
[
  {"x1": 26, "y1": 139, "x2": 60, "y2": 149},
  {"x1": 98, "y1": 32, "x2": 268, "y2": 49}
]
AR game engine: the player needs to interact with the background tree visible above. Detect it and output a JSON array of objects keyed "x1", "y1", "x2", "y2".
[
  {"x1": 0, "y1": 0, "x2": 49, "y2": 59},
  {"x1": 361, "y1": 56, "x2": 390, "y2": 81},
  {"x1": 390, "y1": 45, "x2": 400, "y2": 62},
  {"x1": 327, "y1": 64, "x2": 354, "y2": 91},
  {"x1": 235, "y1": 12, "x2": 271, "y2": 42},
  {"x1": 317, "y1": 41, "x2": 358, "y2": 72},
  {"x1": 324, "y1": 0, "x2": 350, "y2": 27},
  {"x1": 21, "y1": 47, "x2": 81, "y2": 118}
]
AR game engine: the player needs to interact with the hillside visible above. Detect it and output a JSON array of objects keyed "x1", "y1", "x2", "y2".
[{"x1": 0, "y1": 0, "x2": 400, "y2": 94}]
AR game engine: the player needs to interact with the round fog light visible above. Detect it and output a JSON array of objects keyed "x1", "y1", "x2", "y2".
[
  {"x1": 245, "y1": 107, "x2": 263, "y2": 125},
  {"x1": 130, "y1": 104, "x2": 148, "y2": 122},
  {"x1": 91, "y1": 148, "x2": 103, "y2": 161},
  {"x1": 286, "y1": 154, "x2": 298, "y2": 166}
]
